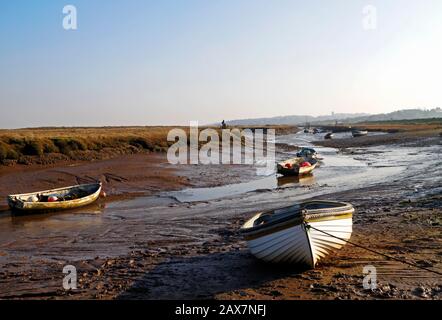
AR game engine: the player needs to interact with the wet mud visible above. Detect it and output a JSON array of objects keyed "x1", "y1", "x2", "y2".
[{"x1": 0, "y1": 132, "x2": 441, "y2": 300}]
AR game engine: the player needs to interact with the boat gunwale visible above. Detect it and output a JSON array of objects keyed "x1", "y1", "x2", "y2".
[
  {"x1": 242, "y1": 212, "x2": 353, "y2": 241},
  {"x1": 241, "y1": 201, "x2": 354, "y2": 240},
  {"x1": 7, "y1": 182, "x2": 101, "y2": 199}
]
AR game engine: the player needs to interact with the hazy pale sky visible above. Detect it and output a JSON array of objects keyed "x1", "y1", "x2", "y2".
[{"x1": 1, "y1": 0, "x2": 442, "y2": 128}]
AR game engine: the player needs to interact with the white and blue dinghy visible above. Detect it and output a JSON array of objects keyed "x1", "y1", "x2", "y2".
[{"x1": 241, "y1": 201, "x2": 354, "y2": 268}]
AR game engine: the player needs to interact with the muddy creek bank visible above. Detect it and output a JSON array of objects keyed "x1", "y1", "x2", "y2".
[{"x1": 0, "y1": 132, "x2": 441, "y2": 299}]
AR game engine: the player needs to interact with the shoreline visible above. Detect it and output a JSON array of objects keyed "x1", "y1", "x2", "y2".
[{"x1": 313, "y1": 130, "x2": 440, "y2": 149}]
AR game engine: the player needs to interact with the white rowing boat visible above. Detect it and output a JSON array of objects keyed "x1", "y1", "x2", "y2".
[
  {"x1": 352, "y1": 130, "x2": 368, "y2": 137},
  {"x1": 241, "y1": 200, "x2": 354, "y2": 268},
  {"x1": 7, "y1": 182, "x2": 102, "y2": 212}
]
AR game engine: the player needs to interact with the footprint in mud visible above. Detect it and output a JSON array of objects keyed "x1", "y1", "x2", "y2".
[
  {"x1": 50, "y1": 170, "x2": 99, "y2": 185},
  {"x1": 76, "y1": 175, "x2": 99, "y2": 184},
  {"x1": 103, "y1": 173, "x2": 128, "y2": 183}
]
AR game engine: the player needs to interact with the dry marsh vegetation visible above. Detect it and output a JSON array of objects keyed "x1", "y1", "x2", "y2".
[
  {"x1": 320, "y1": 118, "x2": 442, "y2": 134},
  {"x1": 0, "y1": 127, "x2": 176, "y2": 165},
  {"x1": 315, "y1": 119, "x2": 442, "y2": 149},
  {"x1": 0, "y1": 125, "x2": 297, "y2": 165},
  {"x1": 357, "y1": 118, "x2": 442, "y2": 133}
]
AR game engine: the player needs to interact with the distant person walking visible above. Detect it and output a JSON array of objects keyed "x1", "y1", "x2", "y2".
[{"x1": 221, "y1": 120, "x2": 227, "y2": 129}]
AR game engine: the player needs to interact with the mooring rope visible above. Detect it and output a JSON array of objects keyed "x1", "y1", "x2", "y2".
[{"x1": 305, "y1": 224, "x2": 442, "y2": 276}]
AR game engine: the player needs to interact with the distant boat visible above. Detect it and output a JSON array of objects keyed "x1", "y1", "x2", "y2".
[
  {"x1": 296, "y1": 147, "x2": 318, "y2": 159},
  {"x1": 7, "y1": 183, "x2": 102, "y2": 212},
  {"x1": 277, "y1": 157, "x2": 317, "y2": 176},
  {"x1": 241, "y1": 200, "x2": 354, "y2": 268},
  {"x1": 324, "y1": 132, "x2": 334, "y2": 139},
  {"x1": 313, "y1": 128, "x2": 321, "y2": 134},
  {"x1": 303, "y1": 128, "x2": 313, "y2": 133},
  {"x1": 352, "y1": 130, "x2": 368, "y2": 137},
  {"x1": 297, "y1": 147, "x2": 323, "y2": 161}
]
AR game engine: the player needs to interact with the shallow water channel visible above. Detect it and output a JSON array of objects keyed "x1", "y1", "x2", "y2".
[{"x1": 167, "y1": 131, "x2": 418, "y2": 202}]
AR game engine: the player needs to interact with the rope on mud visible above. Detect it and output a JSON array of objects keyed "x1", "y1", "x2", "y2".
[{"x1": 305, "y1": 224, "x2": 442, "y2": 276}]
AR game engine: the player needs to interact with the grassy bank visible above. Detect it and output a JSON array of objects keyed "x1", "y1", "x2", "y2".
[
  {"x1": 0, "y1": 125, "x2": 297, "y2": 165},
  {"x1": 314, "y1": 119, "x2": 441, "y2": 149},
  {"x1": 319, "y1": 118, "x2": 442, "y2": 134},
  {"x1": 356, "y1": 117, "x2": 442, "y2": 133}
]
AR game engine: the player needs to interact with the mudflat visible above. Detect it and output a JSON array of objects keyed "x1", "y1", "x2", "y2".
[
  {"x1": 314, "y1": 130, "x2": 440, "y2": 149},
  {"x1": 0, "y1": 153, "x2": 186, "y2": 209},
  {"x1": 0, "y1": 128, "x2": 440, "y2": 300}
]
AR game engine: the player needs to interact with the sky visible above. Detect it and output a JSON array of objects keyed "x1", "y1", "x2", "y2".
[{"x1": 1, "y1": 0, "x2": 442, "y2": 128}]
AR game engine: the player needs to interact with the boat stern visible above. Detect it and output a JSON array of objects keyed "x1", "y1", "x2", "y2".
[{"x1": 7, "y1": 196, "x2": 24, "y2": 210}]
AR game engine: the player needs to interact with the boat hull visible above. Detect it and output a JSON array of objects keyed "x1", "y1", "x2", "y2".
[
  {"x1": 241, "y1": 201, "x2": 354, "y2": 268},
  {"x1": 7, "y1": 183, "x2": 102, "y2": 212},
  {"x1": 352, "y1": 130, "x2": 368, "y2": 137},
  {"x1": 277, "y1": 162, "x2": 317, "y2": 176},
  {"x1": 246, "y1": 223, "x2": 314, "y2": 266},
  {"x1": 306, "y1": 217, "x2": 353, "y2": 266},
  {"x1": 324, "y1": 133, "x2": 334, "y2": 139}
]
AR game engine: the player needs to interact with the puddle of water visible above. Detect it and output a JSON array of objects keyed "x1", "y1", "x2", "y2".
[{"x1": 168, "y1": 175, "x2": 278, "y2": 202}]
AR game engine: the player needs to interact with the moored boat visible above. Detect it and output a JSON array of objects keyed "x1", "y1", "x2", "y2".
[
  {"x1": 324, "y1": 132, "x2": 334, "y2": 139},
  {"x1": 277, "y1": 157, "x2": 317, "y2": 176},
  {"x1": 296, "y1": 147, "x2": 317, "y2": 159},
  {"x1": 7, "y1": 182, "x2": 102, "y2": 212},
  {"x1": 297, "y1": 147, "x2": 323, "y2": 161},
  {"x1": 352, "y1": 129, "x2": 368, "y2": 137},
  {"x1": 241, "y1": 200, "x2": 354, "y2": 268}
]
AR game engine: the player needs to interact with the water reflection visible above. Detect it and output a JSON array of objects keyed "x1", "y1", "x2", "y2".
[
  {"x1": 0, "y1": 201, "x2": 106, "y2": 225},
  {"x1": 277, "y1": 173, "x2": 316, "y2": 188}
]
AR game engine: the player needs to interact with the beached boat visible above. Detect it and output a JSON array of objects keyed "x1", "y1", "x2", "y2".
[
  {"x1": 324, "y1": 132, "x2": 334, "y2": 139},
  {"x1": 296, "y1": 147, "x2": 323, "y2": 161},
  {"x1": 296, "y1": 147, "x2": 317, "y2": 159},
  {"x1": 352, "y1": 129, "x2": 368, "y2": 137},
  {"x1": 277, "y1": 157, "x2": 317, "y2": 176},
  {"x1": 241, "y1": 200, "x2": 354, "y2": 268},
  {"x1": 7, "y1": 182, "x2": 102, "y2": 212}
]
